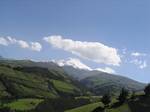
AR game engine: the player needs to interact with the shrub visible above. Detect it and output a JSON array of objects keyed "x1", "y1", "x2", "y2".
[
  {"x1": 144, "y1": 83, "x2": 150, "y2": 96},
  {"x1": 130, "y1": 91, "x2": 136, "y2": 100},
  {"x1": 118, "y1": 88, "x2": 129, "y2": 104},
  {"x1": 101, "y1": 93, "x2": 111, "y2": 107}
]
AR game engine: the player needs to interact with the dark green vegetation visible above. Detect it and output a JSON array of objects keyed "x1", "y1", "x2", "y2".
[
  {"x1": 0, "y1": 58, "x2": 149, "y2": 112},
  {"x1": 118, "y1": 88, "x2": 129, "y2": 104},
  {"x1": 144, "y1": 83, "x2": 150, "y2": 96},
  {"x1": 66, "y1": 88, "x2": 150, "y2": 112},
  {"x1": 35, "y1": 97, "x2": 91, "y2": 112},
  {"x1": 101, "y1": 94, "x2": 111, "y2": 107}
]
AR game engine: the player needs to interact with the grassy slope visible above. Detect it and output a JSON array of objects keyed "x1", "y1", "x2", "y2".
[
  {"x1": 81, "y1": 72, "x2": 145, "y2": 95},
  {"x1": 0, "y1": 63, "x2": 84, "y2": 99},
  {"x1": 4, "y1": 98, "x2": 43, "y2": 111},
  {"x1": 0, "y1": 66, "x2": 57, "y2": 98},
  {"x1": 51, "y1": 79, "x2": 80, "y2": 94},
  {"x1": 108, "y1": 104, "x2": 131, "y2": 112},
  {"x1": 65, "y1": 102, "x2": 103, "y2": 112},
  {"x1": 66, "y1": 102, "x2": 131, "y2": 112},
  {"x1": 0, "y1": 60, "x2": 85, "y2": 111}
]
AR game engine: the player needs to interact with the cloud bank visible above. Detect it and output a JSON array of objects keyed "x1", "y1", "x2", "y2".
[
  {"x1": 52, "y1": 58, "x2": 115, "y2": 74},
  {"x1": 0, "y1": 37, "x2": 9, "y2": 46},
  {"x1": 52, "y1": 58, "x2": 92, "y2": 70},
  {"x1": 0, "y1": 36, "x2": 42, "y2": 51},
  {"x1": 95, "y1": 67, "x2": 116, "y2": 74},
  {"x1": 44, "y1": 35, "x2": 121, "y2": 66}
]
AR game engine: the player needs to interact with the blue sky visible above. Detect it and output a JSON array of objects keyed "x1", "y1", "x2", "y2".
[{"x1": 0, "y1": 0, "x2": 150, "y2": 83}]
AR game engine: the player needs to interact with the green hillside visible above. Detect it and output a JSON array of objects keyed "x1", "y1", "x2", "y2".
[
  {"x1": 51, "y1": 79, "x2": 80, "y2": 94},
  {"x1": 81, "y1": 73, "x2": 145, "y2": 95},
  {"x1": 0, "y1": 60, "x2": 85, "y2": 99},
  {"x1": 0, "y1": 66, "x2": 56, "y2": 98},
  {"x1": 0, "y1": 59, "x2": 90, "y2": 112},
  {"x1": 4, "y1": 98, "x2": 43, "y2": 111},
  {"x1": 62, "y1": 65, "x2": 145, "y2": 96}
]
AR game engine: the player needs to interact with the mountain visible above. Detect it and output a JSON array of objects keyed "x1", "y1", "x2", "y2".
[
  {"x1": 0, "y1": 59, "x2": 87, "y2": 99},
  {"x1": 62, "y1": 66, "x2": 93, "y2": 80},
  {"x1": 0, "y1": 58, "x2": 147, "y2": 112},
  {"x1": 0, "y1": 58, "x2": 146, "y2": 97},
  {"x1": 81, "y1": 72, "x2": 145, "y2": 95},
  {"x1": 61, "y1": 65, "x2": 145, "y2": 95}
]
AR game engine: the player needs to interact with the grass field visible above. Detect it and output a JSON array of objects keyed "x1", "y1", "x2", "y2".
[
  {"x1": 65, "y1": 102, "x2": 103, "y2": 112},
  {"x1": 66, "y1": 102, "x2": 131, "y2": 112},
  {"x1": 4, "y1": 98, "x2": 43, "y2": 111},
  {"x1": 108, "y1": 104, "x2": 131, "y2": 112},
  {"x1": 51, "y1": 79, "x2": 79, "y2": 93}
]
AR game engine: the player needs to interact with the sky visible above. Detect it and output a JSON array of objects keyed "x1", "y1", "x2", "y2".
[{"x1": 0, "y1": 0, "x2": 150, "y2": 83}]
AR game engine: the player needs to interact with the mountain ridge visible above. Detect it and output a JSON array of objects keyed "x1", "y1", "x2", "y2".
[
  {"x1": 0, "y1": 58, "x2": 146, "y2": 96},
  {"x1": 60, "y1": 65, "x2": 146, "y2": 95}
]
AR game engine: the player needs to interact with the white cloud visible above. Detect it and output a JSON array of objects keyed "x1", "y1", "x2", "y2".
[
  {"x1": 0, "y1": 36, "x2": 42, "y2": 51},
  {"x1": 52, "y1": 58, "x2": 92, "y2": 70},
  {"x1": 7, "y1": 36, "x2": 30, "y2": 48},
  {"x1": 52, "y1": 58, "x2": 116, "y2": 74},
  {"x1": 7, "y1": 36, "x2": 17, "y2": 44},
  {"x1": 130, "y1": 59, "x2": 147, "y2": 69},
  {"x1": 17, "y1": 40, "x2": 29, "y2": 48},
  {"x1": 95, "y1": 67, "x2": 116, "y2": 74},
  {"x1": 44, "y1": 35, "x2": 121, "y2": 66},
  {"x1": 0, "y1": 37, "x2": 9, "y2": 46},
  {"x1": 131, "y1": 52, "x2": 146, "y2": 57},
  {"x1": 30, "y1": 42, "x2": 42, "y2": 51}
]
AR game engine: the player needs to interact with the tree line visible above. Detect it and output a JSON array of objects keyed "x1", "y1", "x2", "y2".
[{"x1": 93, "y1": 83, "x2": 150, "y2": 112}]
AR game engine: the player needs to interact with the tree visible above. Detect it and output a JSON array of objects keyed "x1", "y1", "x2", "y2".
[
  {"x1": 0, "y1": 107, "x2": 12, "y2": 112},
  {"x1": 101, "y1": 93, "x2": 111, "y2": 107},
  {"x1": 118, "y1": 88, "x2": 129, "y2": 104},
  {"x1": 144, "y1": 83, "x2": 150, "y2": 96},
  {"x1": 130, "y1": 91, "x2": 136, "y2": 100}
]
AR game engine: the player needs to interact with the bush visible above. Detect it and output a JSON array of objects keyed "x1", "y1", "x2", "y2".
[
  {"x1": 130, "y1": 91, "x2": 136, "y2": 100},
  {"x1": 0, "y1": 107, "x2": 12, "y2": 112},
  {"x1": 144, "y1": 84, "x2": 150, "y2": 96},
  {"x1": 118, "y1": 88, "x2": 129, "y2": 104},
  {"x1": 101, "y1": 93, "x2": 111, "y2": 107},
  {"x1": 35, "y1": 97, "x2": 90, "y2": 112}
]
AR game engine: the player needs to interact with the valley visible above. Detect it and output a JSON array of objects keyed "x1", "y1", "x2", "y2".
[{"x1": 0, "y1": 58, "x2": 149, "y2": 112}]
